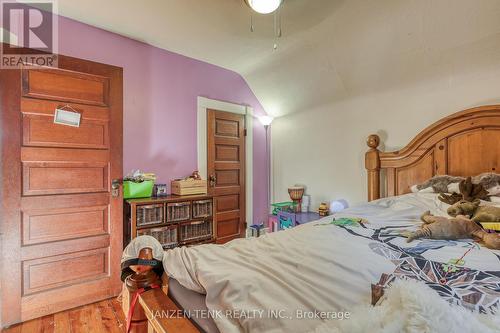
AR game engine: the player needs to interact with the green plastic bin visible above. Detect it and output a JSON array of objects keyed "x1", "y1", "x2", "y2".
[{"x1": 123, "y1": 180, "x2": 154, "y2": 199}]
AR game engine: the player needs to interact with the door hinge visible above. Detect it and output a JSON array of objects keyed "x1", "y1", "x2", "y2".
[{"x1": 244, "y1": 129, "x2": 247, "y2": 136}]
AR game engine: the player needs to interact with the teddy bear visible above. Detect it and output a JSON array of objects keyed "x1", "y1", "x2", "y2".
[
  {"x1": 406, "y1": 211, "x2": 500, "y2": 249},
  {"x1": 447, "y1": 199, "x2": 500, "y2": 223}
]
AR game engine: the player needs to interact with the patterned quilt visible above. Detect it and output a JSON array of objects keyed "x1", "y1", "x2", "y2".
[{"x1": 333, "y1": 220, "x2": 500, "y2": 313}]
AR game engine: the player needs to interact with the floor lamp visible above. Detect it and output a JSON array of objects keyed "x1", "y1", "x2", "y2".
[{"x1": 258, "y1": 115, "x2": 274, "y2": 216}]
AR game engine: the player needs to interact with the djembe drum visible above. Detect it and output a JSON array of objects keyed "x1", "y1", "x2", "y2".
[{"x1": 288, "y1": 186, "x2": 305, "y2": 213}]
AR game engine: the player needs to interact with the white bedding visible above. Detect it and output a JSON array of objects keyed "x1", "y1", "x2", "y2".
[
  {"x1": 312, "y1": 279, "x2": 500, "y2": 333},
  {"x1": 163, "y1": 193, "x2": 500, "y2": 333}
]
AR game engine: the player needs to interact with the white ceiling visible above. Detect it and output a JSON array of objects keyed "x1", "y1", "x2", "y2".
[{"x1": 57, "y1": 0, "x2": 500, "y2": 117}]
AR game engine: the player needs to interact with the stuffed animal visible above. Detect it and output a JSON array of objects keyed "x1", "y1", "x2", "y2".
[
  {"x1": 411, "y1": 175, "x2": 464, "y2": 193},
  {"x1": 447, "y1": 199, "x2": 500, "y2": 223},
  {"x1": 412, "y1": 174, "x2": 500, "y2": 204},
  {"x1": 189, "y1": 170, "x2": 202, "y2": 180},
  {"x1": 472, "y1": 173, "x2": 500, "y2": 196},
  {"x1": 438, "y1": 177, "x2": 489, "y2": 205},
  {"x1": 406, "y1": 211, "x2": 500, "y2": 249}
]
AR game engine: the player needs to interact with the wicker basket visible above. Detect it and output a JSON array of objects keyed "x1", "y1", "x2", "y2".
[
  {"x1": 179, "y1": 220, "x2": 212, "y2": 243},
  {"x1": 166, "y1": 202, "x2": 191, "y2": 222},
  {"x1": 137, "y1": 225, "x2": 178, "y2": 249},
  {"x1": 136, "y1": 204, "x2": 164, "y2": 227},
  {"x1": 192, "y1": 200, "x2": 212, "y2": 218}
]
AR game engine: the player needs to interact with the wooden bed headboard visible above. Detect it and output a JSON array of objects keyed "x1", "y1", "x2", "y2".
[{"x1": 365, "y1": 105, "x2": 500, "y2": 201}]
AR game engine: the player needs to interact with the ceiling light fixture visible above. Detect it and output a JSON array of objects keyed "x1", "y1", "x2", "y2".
[
  {"x1": 245, "y1": 0, "x2": 284, "y2": 50},
  {"x1": 245, "y1": 0, "x2": 283, "y2": 14}
]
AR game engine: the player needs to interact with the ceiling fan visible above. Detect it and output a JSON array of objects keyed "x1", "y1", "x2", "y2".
[
  {"x1": 244, "y1": 0, "x2": 283, "y2": 14},
  {"x1": 244, "y1": 0, "x2": 284, "y2": 49}
]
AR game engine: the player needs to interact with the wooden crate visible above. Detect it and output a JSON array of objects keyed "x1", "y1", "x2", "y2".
[{"x1": 171, "y1": 179, "x2": 207, "y2": 195}]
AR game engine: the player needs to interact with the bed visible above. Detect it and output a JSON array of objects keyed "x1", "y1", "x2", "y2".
[{"x1": 123, "y1": 105, "x2": 500, "y2": 333}]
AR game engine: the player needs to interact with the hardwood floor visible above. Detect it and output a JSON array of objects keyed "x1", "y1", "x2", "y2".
[{"x1": 2, "y1": 298, "x2": 125, "y2": 333}]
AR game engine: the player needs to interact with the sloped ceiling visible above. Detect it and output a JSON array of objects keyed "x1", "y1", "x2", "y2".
[{"x1": 58, "y1": 0, "x2": 500, "y2": 116}]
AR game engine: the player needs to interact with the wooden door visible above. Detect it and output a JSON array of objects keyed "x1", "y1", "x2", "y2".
[
  {"x1": 207, "y1": 110, "x2": 246, "y2": 244},
  {"x1": 0, "y1": 55, "x2": 123, "y2": 326}
]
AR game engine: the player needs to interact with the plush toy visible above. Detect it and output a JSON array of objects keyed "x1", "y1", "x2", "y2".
[
  {"x1": 447, "y1": 199, "x2": 500, "y2": 223},
  {"x1": 438, "y1": 177, "x2": 490, "y2": 205},
  {"x1": 411, "y1": 175, "x2": 464, "y2": 193},
  {"x1": 406, "y1": 211, "x2": 500, "y2": 249},
  {"x1": 472, "y1": 173, "x2": 500, "y2": 196},
  {"x1": 189, "y1": 170, "x2": 202, "y2": 180},
  {"x1": 412, "y1": 174, "x2": 500, "y2": 204}
]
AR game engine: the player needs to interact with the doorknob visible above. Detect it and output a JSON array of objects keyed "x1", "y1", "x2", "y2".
[
  {"x1": 209, "y1": 175, "x2": 217, "y2": 187},
  {"x1": 111, "y1": 179, "x2": 121, "y2": 197}
]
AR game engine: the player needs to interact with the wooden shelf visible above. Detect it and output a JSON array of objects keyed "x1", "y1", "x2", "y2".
[
  {"x1": 124, "y1": 194, "x2": 214, "y2": 249},
  {"x1": 126, "y1": 194, "x2": 212, "y2": 204}
]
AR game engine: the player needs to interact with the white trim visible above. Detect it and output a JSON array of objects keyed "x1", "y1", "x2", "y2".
[
  {"x1": 269, "y1": 125, "x2": 274, "y2": 212},
  {"x1": 197, "y1": 96, "x2": 253, "y2": 225}
]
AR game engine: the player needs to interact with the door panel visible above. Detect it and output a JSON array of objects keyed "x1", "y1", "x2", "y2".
[
  {"x1": 0, "y1": 56, "x2": 123, "y2": 326},
  {"x1": 22, "y1": 161, "x2": 108, "y2": 196},
  {"x1": 21, "y1": 146, "x2": 109, "y2": 162},
  {"x1": 22, "y1": 205, "x2": 108, "y2": 245},
  {"x1": 22, "y1": 248, "x2": 109, "y2": 295},
  {"x1": 23, "y1": 114, "x2": 109, "y2": 149},
  {"x1": 22, "y1": 68, "x2": 109, "y2": 106},
  {"x1": 20, "y1": 235, "x2": 110, "y2": 262},
  {"x1": 207, "y1": 110, "x2": 245, "y2": 244},
  {"x1": 21, "y1": 97, "x2": 110, "y2": 121},
  {"x1": 217, "y1": 218, "x2": 240, "y2": 238},
  {"x1": 215, "y1": 119, "x2": 240, "y2": 137},
  {"x1": 21, "y1": 277, "x2": 113, "y2": 321},
  {"x1": 215, "y1": 145, "x2": 239, "y2": 161},
  {"x1": 216, "y1": 194, "x2": 240, "y2": 212},
  {"x1": 215, "y1": 169, "x2": 240, "y2": 186}
]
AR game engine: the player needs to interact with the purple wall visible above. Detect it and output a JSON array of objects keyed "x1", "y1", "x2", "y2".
[{"x1": 57, "y1": 16, "x2": 269, "y2": 225}]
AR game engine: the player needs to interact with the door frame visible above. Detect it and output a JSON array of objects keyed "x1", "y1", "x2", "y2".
[{"x1": 197, "y1": 96, "x2": 253, "y2": 225}]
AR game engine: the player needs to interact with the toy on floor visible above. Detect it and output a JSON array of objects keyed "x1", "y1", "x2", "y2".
[{"x1": 406, "y1": 211, "x2": 500, "y2": 249}]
